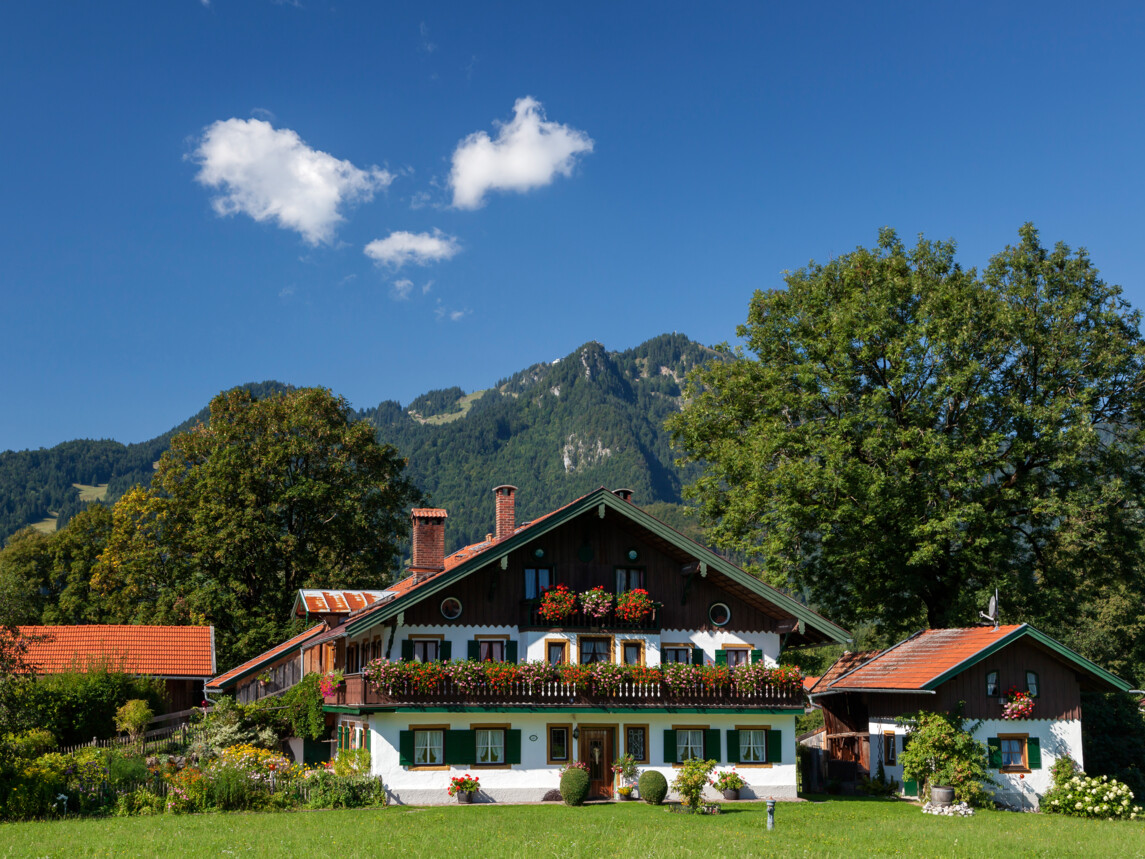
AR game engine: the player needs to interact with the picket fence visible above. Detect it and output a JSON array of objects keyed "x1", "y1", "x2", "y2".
[{"x1": 53, "y1": 723, "x2": 207, "y2": 757}]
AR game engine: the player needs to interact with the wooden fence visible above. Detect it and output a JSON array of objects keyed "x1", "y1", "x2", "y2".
[{"x1": 53, "y1": 723, "x2": 208, "y2": 757}]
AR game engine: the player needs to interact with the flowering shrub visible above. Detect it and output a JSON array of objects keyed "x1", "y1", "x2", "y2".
[
  {"x1": 580, "y1": 586, "x2": 614, "y2": 620},
  {"x1": 615, "y1": 588, "x2": 655, "y2": 623},
  {"x1": 559, "y1": 760, "x2": 589, "y2": 777},
  {"x1": 672, "y1": 757, "x2": 717, "y2": 810},
  {"x1": 1043, "y1": 755, "x2": 1141, "y2": 820},
  {"x1": 899, "y1": 711, "x2": 995, "y2": 807},
  {"x1": 711, "y1": 769, "x2": 745, "y2": 791},
  {"x1": 319, "y1": 670, "x2": 345, "y2": 698},
  {"x1": 1002, "y1": 687, "x2": 1035, "y2": 719},
  {"x1": 448, "y1": 774, "x2": 480, "y2": 796},
  {"x1": 612, "y1": 753, "x2": 640, "y2": 782},
  {"x1": 538, "y1": 584, "x2": 578, "y2": 623}
]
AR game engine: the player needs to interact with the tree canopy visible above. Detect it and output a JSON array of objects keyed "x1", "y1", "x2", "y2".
[
  {"x1": 92, "y1": 387, "x2": 421, "y2": 667},
  {"x1": 670, "y1": 225, "x2": 1145, "y2": 674}
]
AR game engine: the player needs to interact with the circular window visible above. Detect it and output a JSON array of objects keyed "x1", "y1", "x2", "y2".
[
  {"x1": 440, "y1": 597, "x2": 463, "y2": 620},
  {"x1": 709, "y1": 602, "x2": 731, "y2": 627},
  {"x1": 626, "y1": 547, "x2": 640, "y2": 562},
  {"x1": 533, "y1": 547, "x2": 546, "y2": 560}
]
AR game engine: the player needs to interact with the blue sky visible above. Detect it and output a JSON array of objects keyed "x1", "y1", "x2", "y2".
[{"x1": 2, "y1": 2, "x2": 1143, "y2": 452}]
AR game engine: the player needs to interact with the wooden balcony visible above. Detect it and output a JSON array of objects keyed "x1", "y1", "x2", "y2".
[
  {"x1": 519, "y1": 602, "x2": 661, "y2": 632},
  {"x1": 323, "y1": 674, "x2": 804, "y2": 710}
]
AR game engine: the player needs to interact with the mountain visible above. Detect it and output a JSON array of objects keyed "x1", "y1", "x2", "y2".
[{"x1": 0, "y1": 335, "x2": 717, "y2": 547}]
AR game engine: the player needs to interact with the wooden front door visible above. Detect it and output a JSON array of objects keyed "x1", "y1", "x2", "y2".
[{"x1": 581, "y1": 727, "x2": 614, "y2": 799}]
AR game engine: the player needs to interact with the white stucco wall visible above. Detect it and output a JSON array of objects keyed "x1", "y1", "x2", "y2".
[
  {"x1": 868, "y1": 717, "x2": 1082, "y2": 810},
  {"x1": 352, "y1": 712, "x2": 798, "y2": 805}
]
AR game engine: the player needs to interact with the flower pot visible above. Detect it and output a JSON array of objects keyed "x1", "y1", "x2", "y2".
[
  {"x1": 721, "y1": 788, "x2": 740, "y2": 801},
  {"x1": 456, "y1": 791, "x2": 473, "y2": 803},
  {"x1": 930, "y1": 785, "x2": 954, "y2": 807}
]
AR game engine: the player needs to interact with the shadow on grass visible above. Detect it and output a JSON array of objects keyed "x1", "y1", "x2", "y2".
[{"x1": 800, "y1": 793, "x2": 916, "y2": 804}]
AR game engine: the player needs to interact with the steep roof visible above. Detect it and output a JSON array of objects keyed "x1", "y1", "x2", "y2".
[
  {"x1": 19, "y1": 625, "x2": 215, "y2": 677},
  {"x1": 324, "y1": 486, "x2": 850, "y2": 646},
  {"x1": 206, "y1": 624, "x2": 326, "y2": 691},
  {"x1": 814, "y1": 624, "x2": 1131, "y2": 695},
  {"x1": 805, "y1": 650, "x2": 881, "y2": 695}
]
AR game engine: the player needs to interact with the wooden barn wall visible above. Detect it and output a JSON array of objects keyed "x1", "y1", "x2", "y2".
[
  {"x1": 402, "y1": 512, "x2": 784, "y2": 632},
  {"x1": 864, "y1": 639, "x2": 1082, "y2": 721}
]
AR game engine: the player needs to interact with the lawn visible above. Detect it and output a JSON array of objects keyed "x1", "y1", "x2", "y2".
[{"x1": 1, "y1": 797, "x2": 1142, "y2": 858}]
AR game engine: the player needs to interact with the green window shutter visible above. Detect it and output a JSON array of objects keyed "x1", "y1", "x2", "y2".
[
  {"x1": 446, "y1": 730, "x2": 477, "y2": 766},
  {"x1": 726, "y1": 730, "x2": 741, "y2": 764},
  {"x1": 691, "y1": 648, "x2": 704, "y2": 666},
  {"x1": 750, "y1": 649, "x2": 763, "y2": 664},
  {"x1": 506, "y1": 641, "x2": 518, "y2": 664},
  {"x1": 365, "y1": 725, "x2": 371, "y2": 753},
  {"x1": 1027, "y1": 737, "x2": 1042, "y2": 770},
  {"x1": 439, "y1": 640, "x2": 452, "y2": 661},
  {"x1": 766, "y1": 729, "x2": 782, "y2": 764},
  {"x1": 398, "y1": 730, "x2": 414, "y2": 766},
  {"x1": 705, "y1": 729, "x2": 721, "y2": 763},
  {"x1": 714, "y1": 649, "x2": 728, "y2": 666},
  {"x1": 902, "y1": 779, "x2": 918, "y2": 797},
  {"x1": 468, "y1": 640, "x2": 481, "y2": 661},
  {"x1": 506, "y1": 729, "x2": 522, "y2": 764},
  {"x1": 664, "y1": 729, "x2": 678, "y2": 764},
  {"x1": 401, "y1": 640, "x2": 413, "y2": 661},
  {"x1": 987, "y1": 738, "x2": 1002, "y2": 768}
]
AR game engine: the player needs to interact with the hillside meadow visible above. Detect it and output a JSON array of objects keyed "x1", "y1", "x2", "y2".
[{"x1": 1, "y1": 798, "x2": 1142, "y2": 858}]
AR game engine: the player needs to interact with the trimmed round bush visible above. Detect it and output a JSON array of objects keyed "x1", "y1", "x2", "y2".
[
  {"x1": 561, "y1": 767, "x2": 590, "y2": 806},
  {"x1": 639, "y1": 770, "x2": 668, "y2": 805}
]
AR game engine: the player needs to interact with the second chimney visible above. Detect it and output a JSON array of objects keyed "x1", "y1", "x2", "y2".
[
  {"x1": 493, "y1": 485, "x2": 517, "y2": 541},
  {"x1": 410, "y1": 508, "x2": 448, "y2": 580}
]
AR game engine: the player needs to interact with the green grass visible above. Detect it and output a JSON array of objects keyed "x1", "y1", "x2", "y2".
[
  {"x1": 29, "y1": 514, "x2": 57, "y2": 533},
  {"x1": 1, "y1": 798, "x2": 1142, "y2": 858},
  {"x1": 73, "y1": 483, "x2": 109, "y2": 502},
  {"x1": 415, "y1": 390, "x2": 488, "y2": 425}
]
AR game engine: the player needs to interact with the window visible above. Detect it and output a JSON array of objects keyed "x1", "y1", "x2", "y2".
[
  {"x1": 709, "y1": 602, "x2": 731, "y2": 627},
  {"x1": 677, "y1": 729, "x2": 704, "y2": 761},
  {"x1": 476, "y1": 729, "x2": 506, "y2": 765},
  {"x1": 986, "y1": 670, "x2": 1000, "y2": 697},
  {"x1": 440, "y1": 597, "x2": 463, "y2": 620},
  {"x1": 725, "y1": 648, "x2": 750, "y2": 667},
  {"x1": 884, "y1": 732, "x2": 897, "y2": 766},
  {"x1": 547, "y1": 640, "x2": 569, "y2": 665},
  {"x1": 615, "y1": 567, "x2": 645, "y2": 594},
  {"x1": 1001, "y1": 737, "x2": 1024, "y2": 769},
  {"x1": 663, "y1": 647, "x2": 693, "y2": 664},
  {"x1": 989, "y1": 734, "x2": 1041, "y2": 772},
  {"x1": 739, "y1": 729, "x2": 767, "y2": 763},
  {"x1": 412, "y1": 639, "x2": 439, "y2": 662},
  {"x1": 525, "y1": 567, "x2": 552, "y2": 600},
  {"x1": 548, "y1": 725, "x2": 571, "y2": 764},
  {"x1": 1026, "y1": 670, "x2": 1039, "y2": 698},
  {"x1": 414, "y1": 730, "x2": 443, "y2": 766},
  {"x1": 622, "y1": 641, "x2": 643, "y2": 665},
  {"x1": 580, "y1": 637, "x2": 612, "y2": 664},
  {"x1": 479, "y1": 640, "x2": 505, "y2": 662},
  {"x1": 626, "y1": 725, "x2": 649, "y2": 763}
]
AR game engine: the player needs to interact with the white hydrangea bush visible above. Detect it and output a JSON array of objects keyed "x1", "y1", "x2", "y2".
[{"x1": 1043, "y1": 773, "x2": 1142, "y2": 821}]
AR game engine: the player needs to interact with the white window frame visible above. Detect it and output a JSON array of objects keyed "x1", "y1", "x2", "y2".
[
  {"x1": 740, "y1": 729, "x2": 767, "y2": 763},
  {"x1": 414, "y1": 729, "x2": 443, "y2": 765},
  {"x1": 476, "y1": 729, "x2": 506, "y2": 765},
  {"x1": 677, "y1": 729, "x2": 704, "y2": 761}
]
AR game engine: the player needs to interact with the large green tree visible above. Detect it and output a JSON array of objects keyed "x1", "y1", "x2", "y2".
[
  {"x1": 670, "y1": 226, "x2": 1145, "y2": 668},
  {"x1": 93, "y1": 387, "x2": 421, "y2": 667}
]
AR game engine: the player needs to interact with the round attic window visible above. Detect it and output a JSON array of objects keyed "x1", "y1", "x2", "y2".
[
  {"x1": 440, "y1": 597, "x2": 463, "y2": 620},
  {"x1": 533, "y1": 547, "x2": 546, "y2": 560},
  {"x1": 709, "y1": 602, "x2": 731, "y2": 627},
  {"x1": 626, "y1": 547, "x2": 640, "y2": 562}
]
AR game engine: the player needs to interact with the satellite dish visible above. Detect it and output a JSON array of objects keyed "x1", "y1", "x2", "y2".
[{"x1": 979, "y1": 589, "x2": 999, "y2": 628}]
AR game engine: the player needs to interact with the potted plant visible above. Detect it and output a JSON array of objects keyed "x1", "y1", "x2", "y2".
[
  {"x1": 615, "y1": 588, "x2": 655, "y2": 624},
  {"x1": 318, "y1": 669, "x2": 345, "y2": 698},
  {"x1": 711, "y1": 768, "x2": 745, "y2": 800},
  {"x1": 616, "y1": 785, "x2": 634, "y2": 800},
  {"x1": 1002, "y1": 687, "x2": 1035, "y2": 720},
  {"x1": 538, "y1": 584, "x2": 578, "y2": 624},
  {"x1": 448, "y1": 773, "x2": 480, "y2": 803},
  {"x1": 580, "y1": 586, "x2": 614, "y2": 622},
  {"x1": 611, "y1": 753, "x2": 640, "y2": 799}
]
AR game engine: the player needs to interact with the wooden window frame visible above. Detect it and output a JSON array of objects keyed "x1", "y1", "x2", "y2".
[
  {"x1": 407, "y1": 723, "x2": 450, "y2": 771},
  {"x1": 672, "y1": 723, "x2": 710, "y2": 767},
  {"x1": 545, "y1": 638, "x2": 570, "y2": 665},
  {"x1": 624, "y1": 723, "x2": 650, "y2": 764},
  {"x1": 469, "y1": 722, "x2": 512, "y2": 770},
  {"x1": 547, "y1": 722, "x2": 573, "y2": 765},
  {"x1": 1025, "y1": 670, "x2": 1040, "y2": 698},
  {"x1": 986, "y1": 669, "x2": 1000, "y2": 698},
  {"x1": 883, "y1": 731, "x2": 897, "y2": 766},
  {"x1": 410, "y1": 634, "x2": 444, "y2": 664},
  {"x1": 662, "y1": 643, "x2": 693, "y2": 665},
  {"x1": 578, "y1": 634, "x2": 615, "y2": 665},
  {"x1": 474, "y1": 635, "x2": 509, "y2": 663},
  {"x1": 524, "y1": 567, "x2": 553, "y2": 600},
  {"x1": 723, "y1": 644, "x2": 752, "y2": 667},
  {"x1": 998, "y1": 733, "x2": 1030, "y2": 773},
  {"x1": 619, "y1": 639, "x2": 645, "y2": 666},
  {"x1": 614, "y1": 566, "x2": 647, "y2": 595},
  {"x1": 735, "y1": 723, "x2": 773, "y2": 768}
]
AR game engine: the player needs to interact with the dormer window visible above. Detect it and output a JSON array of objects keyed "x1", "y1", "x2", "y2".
[
  {"x1": 1026, "y1": 670, "x2": 1039, "y2": 698},
  {"x1": 986, "y1": 670, "x2": 1000, "y2": 697}
]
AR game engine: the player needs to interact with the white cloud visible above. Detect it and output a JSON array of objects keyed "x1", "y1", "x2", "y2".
[
  {"x1": 391, "y1": 279, "x2": 414, "y2": 300},
  {"x1": 434, "y1": 300, "x2": 471, "y2": 322},
  {"x1": 364, "y1": 229, "x2": 460, "y2": 269},
  {"x1": 419, "y1": 22, "x2": 437, "y2": 54},
  {"x1": 192, "y1": 118, "x2": 392, "y2": 245},
  {"x1": 449, "y1": 97, "x2": 594, "y2": 209}
]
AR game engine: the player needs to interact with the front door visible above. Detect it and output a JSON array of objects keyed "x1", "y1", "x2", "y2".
[{"x1": 581, "y1": 727, "x2": 615, "y2": 799}]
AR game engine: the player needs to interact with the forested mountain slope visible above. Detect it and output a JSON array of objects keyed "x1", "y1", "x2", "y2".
[{"x1": 0, "y1": 336, "x2": 714, "y2": 547}]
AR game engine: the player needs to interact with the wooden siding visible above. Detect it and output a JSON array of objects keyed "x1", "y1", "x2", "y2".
[
  {"x1": 862, "y1": 639, "x2": 1082, "y2": 721},
  {"x1": 402, "y1": 513, "x2": 792, "y2": 632},
  {"x1": 236, "y1": 655, "x2": 301, "y2": 705}
]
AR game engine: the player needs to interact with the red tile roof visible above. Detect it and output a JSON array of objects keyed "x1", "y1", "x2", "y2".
[
  {"x1": 806, "y1": 651, "x2": 881, "y2": 695},
  {"x1": 825, "y1": 626, "x2": 1024, "y2": 691},
  {"x1": 19, "y1": 625, "x2": 215, "y2": 677},
  {"x1": 207, "y1": 624, "x2": 326, "y2": 690},
  {"x1": 293, "y1": 589, "x2": 389, "y2": 617}
]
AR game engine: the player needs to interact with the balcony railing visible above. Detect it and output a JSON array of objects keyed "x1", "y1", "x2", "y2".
[
  {"x1": 324, "y1": 674, "x2": 804, "y2": 710},
  {"x1": 520, "y1": 603, "x2": 661, "y2": 632}
]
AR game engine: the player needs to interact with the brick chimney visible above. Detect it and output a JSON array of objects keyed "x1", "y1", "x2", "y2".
[
  {"x1": 612, "y1": 488, "x2": 634, "y2": 502},
  {"x1": 410, "y1": 508, "x2": 448, "y2": 580},
  {"x1": 493, "y1": 485, "x2": 517, "y2": 541}
]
